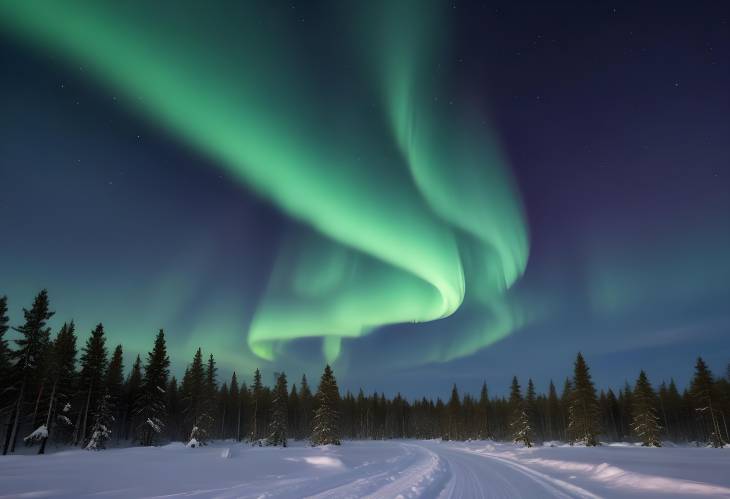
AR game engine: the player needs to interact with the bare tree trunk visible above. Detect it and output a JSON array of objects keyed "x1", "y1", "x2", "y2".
[{"x1": 7, "y1": 378, "x2": 29, "y2": 454}]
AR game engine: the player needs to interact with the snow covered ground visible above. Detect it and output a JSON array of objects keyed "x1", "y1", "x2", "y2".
[{"x1": 1, "y1": 440, "x2": 729, "y2": 498}]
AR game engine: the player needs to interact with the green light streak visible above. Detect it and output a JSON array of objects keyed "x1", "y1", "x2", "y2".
[{"x1": 0, "y1": 0, "x2": 529, "y2": 367}]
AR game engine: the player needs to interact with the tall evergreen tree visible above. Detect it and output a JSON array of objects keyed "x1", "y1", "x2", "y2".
[
  {"x1": 446, "y1": 384, "x2": 461, "y2": 441},
  {"x1": 690, "y1": 357, "x2": 724, "y2": 447},
  {"x1": 228, "y1": 372, "x2": 241, "y2": 441},
  {"x1": 250, "y1": 368, "x2": 264, "y2": 444},
  {"x1": 123, "y1": 355, "x2": 142, "y2": 440},
  {"x1": 0, "y1": 296, "x2": 10, "y2": 392},
  {"x1": 299, "y1": 374, "x2": 313, "y2": 440},
  {"x1": 478, "y1": 382, "x2": 491, "y2": 439},
  {"x1": 568, "y1": 352, "x2": 601, "y2": 446},
  {"x1": 135, "y1": 330, "x2": 170, "y2": 446},
  {"x1": 182, "y1": 348, "x2": 209, "y2": 445},
  {"x1": 204, "y1": 353, "x2": 218, "y2": 438},
  {"x1": 105, "y1": 344, "x2": 124, "y2": 440},
  {"x1": 546, "y1": 380, "x2": 560, "y2": 441},
  {"x1": 311, "y1": 365, "x2": 340, "y2": 446},
  {"x1": 509, "y1": 376, "x2": 533, "y2": 447},
  {"x1": 76, "y1": 323, "x2": 108, "y2": 447},
  {"x1": 4, "y1": 290, "x2": 54, "y2": 455},
  {"x1": 38, "y1": 322, "x2": 77, "y2": 454},
  {"x1": 631, "y1": 370, "x2": 661, "y2": 447},
  {"x1": 267, "y1": 372, "x2": 288, "y2": 447}
]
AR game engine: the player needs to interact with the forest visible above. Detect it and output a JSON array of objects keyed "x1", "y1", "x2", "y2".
[{"x1": 1, "y1": 290, "x2": 728, "y2": 455}]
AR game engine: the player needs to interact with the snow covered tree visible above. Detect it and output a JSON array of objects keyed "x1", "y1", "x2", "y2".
[
  {"x1": 631, "y1": 370, "x2": 661, "y2": 447},
  {"x1": 311, "y1": 365, "x2": 340, "y2": 446},
  {"x1": 38, "y1": 322, "x2": 78, "y2": 453},
  {"x1": 135, "y1": 329, "x2": 170, "y2": 446},
  {"x1": 690, "y1": 357, "x2": 724, "y2": 447},
  {"x1": 568, "y1": 353, "x2": 601, "y2": 446},
  {"x1": 267, "y1": 372, "x2": 288, "y2": 447},
  {"x1": 509, "y1": 377, "x2": 533, "y2": 447},
  {"x1": 76, "y1": 323, "x2": 108, "y2": 446},
  {"x1": 4, "y1": 289, "x2": 54, "y2": 455},
  {"x1": 86, "y1": 391, "x2": 113, "y2": 450}
]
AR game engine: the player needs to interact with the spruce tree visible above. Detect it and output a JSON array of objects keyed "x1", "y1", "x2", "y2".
[
  {"x1": 690, "y1": 357, "x2": 724, "y2": 447},
  {"x1": 250, "y1": 368, "x2": 264, "y2": 444},
  {"x1": 568, "y1": 353, "x2": 601, "y2": 446},
  {"x1": 85, "y1": 391, "x2": 113, "y2": 450},
  {"x1": 182, "y1": 348, "x2": 208, "y2": 445},
  {"x1": 123, "y1": 355, "x2": 142, "y2": 440},
  {"x1": 446, "y1": 384, "x2": 461, "y2": 441},
  {"x1": 166, "y1": 377, "x2": 180, "y2": 441},
  {"x1": 288, "y1": 383, "x2": 300, "y2": 439},
  {"x1": 631, "y1": 370, "x2": 661, "y2": 446},
  {"x1": 76, "y1": 323, "x2": 108, "y2": 447},
  {"x1": 228, "y1": 372, "x2": 241, "y2": 441},
  {"x1": 0, "y1": 296, "x2": 10, "y2": 391},
  {"x1": 546, "y1": 380, "x2": 560, "y2": 441},
  {"x1": 105, "y1": 345, "x2": 124, "y2": 440},
  {"x1": 525, "y1": 379, "x2": 538, "y2": 441},
  {"x1": 204, "y1": 354, "x2": 218, "y2": 439},
  {"x1": 509, "y1": 376, "x2": 533, "y2": 447},
  {"x1": 478, "y1": 382, "x2": 491, "y2": 439},
  {"x1": 267, "y1": 372, "x2": 288, "y2": 446},
  {"x1": 135, "y1": 329, "x2": 170, "y2": 446},
  {"x1": 299, "y1": 374, "x2": 313, "y2": 440},
  {"x1": 311, "y1": 365, "x2": 340, "y2": 446},
  {"x1": 4, "y1": 290, "x2": 54, "y2": 455},
  {"x1": 38, "y1": 322, "x2": 78, "y2": 453}
]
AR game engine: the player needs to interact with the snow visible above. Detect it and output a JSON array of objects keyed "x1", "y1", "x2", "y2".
[
  {"x1": 22, "y1": 425, "x2": 48, "y2": 443},
  {"x1": 1, "y1": 440, "x2": 728, "y2": 498}
]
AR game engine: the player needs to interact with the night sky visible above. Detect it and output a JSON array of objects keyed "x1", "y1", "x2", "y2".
[{"x1": 1, "y1": 1, "x2": 728, "y2": 398}]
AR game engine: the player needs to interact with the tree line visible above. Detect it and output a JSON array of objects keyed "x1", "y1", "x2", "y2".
[{"x1": 1, "y1": 290, "x2": 728, "y2": 455}]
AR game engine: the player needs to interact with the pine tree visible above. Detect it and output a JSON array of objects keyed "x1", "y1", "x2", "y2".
[
  {"x1": 525, "y1": 379, "x2": 538, "y2": 441},
  {"x1": 509, "y1": 376, "x2": 533, "y2": 447},
  {"x1": 631, "y1": 370, "x2": 661, "y2": 446},
  {"x1": 250, "y1": 368, "x2": 264, "y2": 444},
  {"x1": 166, "y1": 377, "x2": 181, "y2": 441},
  {"x1": 4, "y1": 290, "x2": 54, "y2": 455},
  {"x1": 0, "y1": 296, "x2": 10, "y2": 391},
  {"x1": 299, "y1": 374, "x2": 313, "y2": 440},
  {"x1": 478, "y1": 382, "x2": 491, "y2": 439},
  {"x1": 182, "y1": 348, "x2": 209, "y2": 445},
  {"x1": 311, "y1": 365, "x2": 340, "y2": 446},
  {"x1": 38, "y1": 322, "x2": 78, "y2": 454},
  {"x1": 228, "y1": 372, "x2": 241, "y2": 441},
  {"x1": 76, "y1": 323, "x2": 108, "y2": 447},
  {"x1": 568, "y1": 353, "x2": 601, "y2": 446},
  {"x1": 123, "y1": 355, "x2": 142, "y2": 440},
  {"x1": 135, "y1": 330, "x2": 170, "y2": 446},
  {"x1": 546, "y1": 380, "x2": 560, "y2": 441},
  {"x1": 288, "y1": 383, "x2": 300, "y2": 439},
  {"x1": 690, "y1": 357, "x2": 724, "y2": 447},
  {"x1": 204, "y1": 353, "x2": 218, "y2": 439},
  {"x1": 446, "y1": 384, "x2": 461, "y2": 441},
  {"x1": 85, "y1": 391, "x2": 113, "y2": 450},
  {"x1": 267, "y1": 372, "x2": 288, "y2": 446},
  {"x1": 105, "y1": 344, "x2": 124, "y2": 440}
]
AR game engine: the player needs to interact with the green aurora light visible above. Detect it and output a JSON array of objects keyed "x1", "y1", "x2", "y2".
[{"x1": 0, "y1": 1, "x2": 529, "y2": 367}]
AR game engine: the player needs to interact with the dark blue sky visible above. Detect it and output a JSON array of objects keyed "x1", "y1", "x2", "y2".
[{"x1": 1, "y1": 1, "x2": 728, "y2": 398}]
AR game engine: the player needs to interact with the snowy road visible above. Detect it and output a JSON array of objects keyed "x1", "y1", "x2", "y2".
[{"x1": 2, "y1": 440, "x2": 729, "y2": 498}]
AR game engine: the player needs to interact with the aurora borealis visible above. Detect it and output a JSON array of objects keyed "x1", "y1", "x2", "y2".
[{"x1": 1, "y1": 1, "x2": 728, "y2": 395}]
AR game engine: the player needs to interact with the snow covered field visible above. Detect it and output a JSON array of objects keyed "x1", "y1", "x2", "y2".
[{"x1": 1, "y1": 440, "x2": 729, "y2": 498}]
